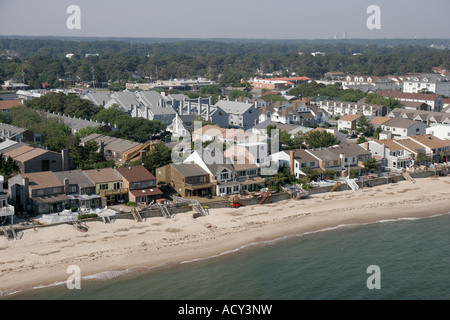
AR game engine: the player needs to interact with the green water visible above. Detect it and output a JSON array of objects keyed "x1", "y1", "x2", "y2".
[{"x1": 3, "y1": 214, "x2": 450, "y2": 300}]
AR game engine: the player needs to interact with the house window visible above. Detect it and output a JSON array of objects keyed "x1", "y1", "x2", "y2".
[
  {"x1": 99, "y1": 184, "x2": 109, "y2": 190},
  {"x1": 115, "y1": 182, "x2": 123, "y2": 189}
]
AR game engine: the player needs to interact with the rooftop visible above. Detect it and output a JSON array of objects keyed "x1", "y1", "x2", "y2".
[
  {"x1": 116, "y1": 165, "x2": 156, "y2": 182},
  {"x1": 410, "y1": 134, "x2": 448, "y2": 149},
  {"x1": 21, "y1": 171, "x2": 63, "y2": 190},
  {"x1": 383, "y1": 118, "x2": 420, "y2": 128},
  {"x1": 328, "y1": 143, "x2": 372, "y2": 157},
  {"x1": 53, "y1": 170, "x2": 95, "y2": 189},
  {"x1": 214, "y1": 100, "x2": 255, "y2": 115},
  {"x1": 129, "y1": 187, "x2": 163, "y2": 198},
  {"x1": 83, "y1": 168, "x2": 122, "y2": 184},
  {"x1": 377, "y1": 90, "x2": 440, "y2": 101},
  {"x1": 339, "y1": 114, "x2": 361, "y2": 121},
  {"x1": 370, "y1": 116, "x2": 391, "y2": 125},
  {"x1": 0, "y1": 100, "x2": 24, "y2": 110},
  {"x1": 171, "y1": 162, "x2": 210, "y2": 177}
]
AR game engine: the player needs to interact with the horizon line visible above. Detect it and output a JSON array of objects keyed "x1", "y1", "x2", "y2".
[{"x1": 1, "y1": 34, "x2": 449, "y2": 42}]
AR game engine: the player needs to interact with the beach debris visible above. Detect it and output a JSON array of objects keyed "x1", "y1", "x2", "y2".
[
  {"x1": 329, "y1": 181, "x2": 341, "y2": 192},
  {"x1": 1, "y1": 225, "x2": 17, "y2": 240},
  {"x1": 72, "y1": 220, "x2": 89, "y2": 232}
]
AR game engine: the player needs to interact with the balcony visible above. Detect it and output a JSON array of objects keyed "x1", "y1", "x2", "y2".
[
  {"x1": 184, "y1": 181, "x2": 217, "y2": 190},
  {"x1": 99, "y1": 188, "x2": 128, "y2": 197},
  {"x1": 0, "y1": 205, "x2": 15, "y2": 218}
]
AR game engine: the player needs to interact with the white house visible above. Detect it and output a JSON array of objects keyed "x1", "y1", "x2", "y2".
[
  {"x1": 426, "y1": 124, "x2": 450, "y2": 140},
  {"x1": 360, "y1": 140, "x2": 417, "y2": 171},
  {"x1": 403, "y1": 73, "x2": 450, "y2": 96},
  {"x1": 380, "y1": 118, "x2": 426, "y2": 139},
  {"x1": 337, "y1": 114, "x2": 361, "y2": 132}
]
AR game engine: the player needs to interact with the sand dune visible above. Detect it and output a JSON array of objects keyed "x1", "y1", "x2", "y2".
[{"x1": 0, "y1": 176, "x2": 449, "y2": 296}]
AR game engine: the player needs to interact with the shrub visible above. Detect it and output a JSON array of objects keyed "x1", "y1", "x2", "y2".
[{"x1": 78, "y1": 214, "x2": 98, "y2": 220}]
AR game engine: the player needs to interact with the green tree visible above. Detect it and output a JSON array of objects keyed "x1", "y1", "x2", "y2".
[
  {"x1": 142, "y1": 144, "x2": 172, "y2": 175},
  {"x1": 304, "y1": 131, "x2": 339, "y2": 149},
  {"x1": 9, "y1": 105, "x2": 71, "y2": 151},
  {"x1": 357, "y1": 135, "x2": 367, "y2": 144},
  {"x1": 228, "y1": 89, "x2": 252, "y2": 101},
  {"x1": 363, "y1": 158, "x2": 377, "y2": 173},
  {"x1": 356, "y1": 115, "x2": 372, "y2": 136},
  {"x1": 373, "y1": 126, "x2": 382, "y2": 139},
  {"x1": 70, "y1": 138, "x2": 105, "y2": 169}
]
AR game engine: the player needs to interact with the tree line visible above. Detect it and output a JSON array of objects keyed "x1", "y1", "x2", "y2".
[{"x1": 1, "y1": 38, "x2": 449, "y2": 89}]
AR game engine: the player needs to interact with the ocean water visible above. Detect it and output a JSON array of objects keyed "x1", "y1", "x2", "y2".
[{"x1": 3, "y1": 213, "x2": 450, "y2": 300}]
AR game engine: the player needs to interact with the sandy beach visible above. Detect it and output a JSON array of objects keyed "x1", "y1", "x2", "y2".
[{"x1": 1, "y1": 175, "x2": 449, "y2": 296}]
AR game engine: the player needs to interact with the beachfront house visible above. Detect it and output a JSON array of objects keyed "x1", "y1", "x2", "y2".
[
  {"x1": 115, "y1": 165, "x2": 163, "y2": 204},
  {"x1": 327, "y1": 144, "x2": 372, "y2": 169},
  {"x1": 156, "y1": 162, "x2": 216, "y2": 198},
  {"x1": 8, "y1": 170, "x2": 104, "y2": 215},
  {"x1": 52, "y1": 170, "x2": 103, "y2": 210},
  {"x1": 83, "y1": 168, "x2": 127, "y2": 205},
  {"x1": 408, "y1": 134, "x2": 450, "y2": 163},
  {"x1": 8, "y1": 171, "x2": 69, "y2": 215},
  {"x1": 183, "y1": 150, "x2": 239, "y2": 196},
  {"x1": 182, "y1": 149, "x2": 265, "y2": 196},
  {"x1": 361, "y1": 140, "x2": 418, "y2": 171},
  {"x1": 304, "y1": 148, "x2": 346, "y2": 178}
]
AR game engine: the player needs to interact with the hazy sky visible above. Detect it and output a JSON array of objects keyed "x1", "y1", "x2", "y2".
[{"x1": 0, "y1": 0, "x2": 449, "y2": 39}]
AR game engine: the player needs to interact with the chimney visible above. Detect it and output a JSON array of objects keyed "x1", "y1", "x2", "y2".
[
  {"x1": 179, "y1": 100, "x2": 184, "y2": 116},
  {"x1": 22, "y1": 177, "x2": 29, "y2": 207},
  {"x1": 364, "y1": 142, "x2": 369, "y2": 150},
  {"x1": 64, "y1": 178, "x2": 70, "y2": 194},
  {"x1": 290, "y1": 150, "x2": 295, "y2": 175},
  {"x1": 61, "y1": 149, "x2": 69, "y2": 171}
]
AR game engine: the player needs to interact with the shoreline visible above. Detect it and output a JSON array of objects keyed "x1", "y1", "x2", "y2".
[{"x1": 1, "y1": 175, "x2": 449, "y2": 297}]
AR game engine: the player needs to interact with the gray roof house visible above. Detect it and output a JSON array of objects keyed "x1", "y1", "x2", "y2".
[
  {"x1": 211, "y1": 100, "x2": 258, "y2": 131},
  {"x1": 45, "y1": 112, "x2": 117, "y2": 134}
]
